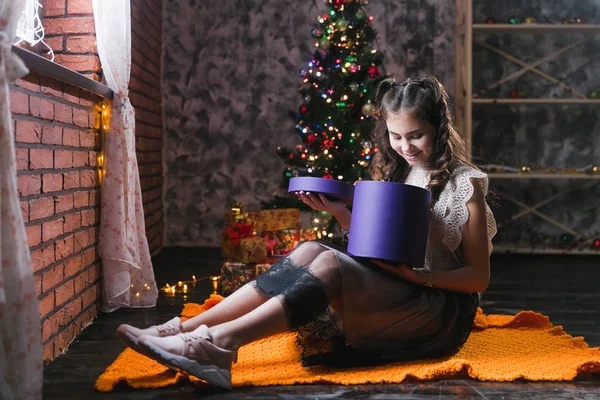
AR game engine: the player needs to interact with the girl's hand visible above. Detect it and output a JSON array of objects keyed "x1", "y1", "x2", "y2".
[
  {"x1": 296, "y1": 191, "x2": 347, "y2": 216},
  {"x1": 370, "y1": 259, "x2": 427, "y2": 285}
]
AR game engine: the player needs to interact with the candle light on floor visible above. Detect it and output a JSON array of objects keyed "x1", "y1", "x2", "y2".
[{"x1": 211, "y1": 276, "x2": 220, "y2": 293}]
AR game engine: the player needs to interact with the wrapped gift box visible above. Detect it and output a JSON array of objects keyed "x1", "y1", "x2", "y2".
[
  {"x1": 247, "y1": 209, "x2": 301, "y2": 232},
  {"x1": 260, "y1": 228, "x2": 319, "y2": 256},
  {"x1": 220, "y1": 260, "x2": 275, "y2": 295},
  {"x1": 221, "y1": 236, "x2": 268, "y2": 264},
  {"x1": 220, "y1": 262, "x2": 255, "y2": 295},
  {"x1": 263, "y1": 229, "x2": 300, "y2": 256},
  {"x1": 222, "y1": 207, "x2": 303, "y2": 262}
]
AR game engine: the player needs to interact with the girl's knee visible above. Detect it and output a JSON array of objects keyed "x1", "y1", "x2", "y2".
[
  {"x1": 294, "y1": 240, "x2": 324, "y2": 253},
  {"x1": 290, "y1": 241, "x2": 327, "y2": 263},
  {"x1": 310, "y1": 250, "x2": 340, "y2": 272}
]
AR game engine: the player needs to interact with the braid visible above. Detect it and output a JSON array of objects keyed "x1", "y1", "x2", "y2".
[{"x1": 428, "y1": 104, "x2": 453, "y2": 201}]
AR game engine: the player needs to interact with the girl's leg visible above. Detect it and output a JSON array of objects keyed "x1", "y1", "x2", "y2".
[
  {"x1": 209, "y1": 249, "x2": 341, "y2": 350},
  {"x1": 137, "y1": 249, "x2": 342, "y2": 388},
  {"x1": 118, "y1": 241, "x2": 330, "y2": 342},
  {"x1": 180, "y1": 241, "x2": 330, "y2": 332}
]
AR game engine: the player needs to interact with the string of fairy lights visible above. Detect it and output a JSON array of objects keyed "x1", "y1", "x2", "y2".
[{"x1": 160, "y1": 276, "x2": 221, "y2": 297}]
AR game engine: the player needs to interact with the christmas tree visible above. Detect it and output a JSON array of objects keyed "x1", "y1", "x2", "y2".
[{"x1": 271, "y1": 0, "x2": 385, "y2": 207}]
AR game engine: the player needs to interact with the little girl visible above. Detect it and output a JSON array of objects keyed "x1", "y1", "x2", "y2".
[{"x1": 117, "y1": 76, "x2": 497, "y2": 389}]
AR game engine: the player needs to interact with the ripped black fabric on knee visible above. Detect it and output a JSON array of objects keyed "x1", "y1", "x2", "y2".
[
  {"x1": 254, "y1": 254, "x2": 330, "y2": 329},
  {"x1": 281, "y1": 271, "x2": 329, "y2": 329},
  {"x1": 254, "y1": 256, "x2": 307, "y2": 297}
]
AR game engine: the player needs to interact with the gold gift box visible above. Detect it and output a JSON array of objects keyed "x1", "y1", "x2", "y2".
[
  {"x1": 221, "y1": 236, "x2": 267, "y2": 264},
  {"x1": 247, "y1": 209, "x2": 301, "y2": 232}
]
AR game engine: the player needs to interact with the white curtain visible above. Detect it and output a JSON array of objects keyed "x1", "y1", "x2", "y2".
[
  {"x1": 0, "y1": 0, "x2": 43, "y2": 398},
  {"x1": 93, "y1": 0, "x2": 158, "y2": 312}
]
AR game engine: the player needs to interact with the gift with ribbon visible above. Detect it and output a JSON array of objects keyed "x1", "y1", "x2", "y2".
[{"x1": 220, "y1": 222, "x2": 268, "y2": 264}]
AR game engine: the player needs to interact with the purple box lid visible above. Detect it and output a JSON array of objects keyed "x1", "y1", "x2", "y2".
[
  {"x1": 347, "y1": 180, "x2": 431, "y2": 267},
  {"x1": 288, "y1": 177, "x2": 355, "y2": 204}
]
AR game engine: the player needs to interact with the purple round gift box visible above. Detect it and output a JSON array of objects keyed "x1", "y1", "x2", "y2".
[
  {"x1": 288, "y1": 177, "x2": 355, "y2": 204},
  {"x1": 347, "y1": 181, "x2": 431, "y2": 267}
]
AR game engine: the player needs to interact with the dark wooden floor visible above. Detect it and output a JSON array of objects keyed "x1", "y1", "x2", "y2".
[{"x1": 43, "y1": 247, "x2": 600, "y2": 399}]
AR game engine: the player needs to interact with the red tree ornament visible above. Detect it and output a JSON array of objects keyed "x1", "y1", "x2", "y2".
[
  {"x1": 306, "y1": 133, "x2": 318, "y2": 146},
  {"x1": 367, "y1": 65, "x2": 380, "y2": 78}
]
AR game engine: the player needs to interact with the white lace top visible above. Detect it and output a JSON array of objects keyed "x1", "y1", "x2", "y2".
[{"x1": 405, "y1": 164, "x2": 497, "y2": 271}]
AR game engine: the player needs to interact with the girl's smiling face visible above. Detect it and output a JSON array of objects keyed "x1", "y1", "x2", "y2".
[{"x1": 386, "y1": 112, "x2": 435, "y2": 167}]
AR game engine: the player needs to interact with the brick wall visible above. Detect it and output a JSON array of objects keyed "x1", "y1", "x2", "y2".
[
  {"x1": 9, "y1": 0, "x2": 165, "y2": 362},
  {"x1": 130, "y1": 0, "x2": 165, "y2": 254},
  {"x1": 40, "y1": 0, "x2": 165, "y2": 253},
  {"x1": 11, "y1": 72, "x2": 102, "y2": 362},
  {"x1": 41, "y1": 0, "x2": 101, "y2": 81}
]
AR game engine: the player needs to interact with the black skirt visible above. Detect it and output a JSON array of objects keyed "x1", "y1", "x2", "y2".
[{"x1": 255, "y1": 240, "x2": 479, "y2": 367}]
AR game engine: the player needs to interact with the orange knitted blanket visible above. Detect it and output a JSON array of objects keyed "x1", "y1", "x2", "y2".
[{"x1": 95, "y1": 295, "x2": 600, "y2": 392}]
